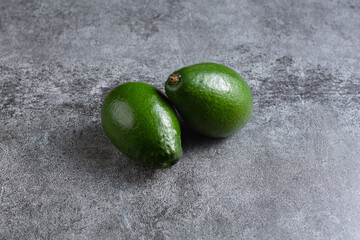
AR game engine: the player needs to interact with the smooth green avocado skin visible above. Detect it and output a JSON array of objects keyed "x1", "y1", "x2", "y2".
[
  {"x1": 165, "y1": 63, "x2": 253, "y2": 138},
  {"x1": 101, "y1": 82, "x2": 182, "y2": 168}
]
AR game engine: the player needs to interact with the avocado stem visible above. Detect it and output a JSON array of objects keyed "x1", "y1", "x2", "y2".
[{"x1": 169, "y1": 74, "x2": 181, "y2": 85}]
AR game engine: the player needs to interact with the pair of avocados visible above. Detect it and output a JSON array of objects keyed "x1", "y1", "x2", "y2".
[{"x1": 101, "y1": 63, "x2": 253, "y2": 168}]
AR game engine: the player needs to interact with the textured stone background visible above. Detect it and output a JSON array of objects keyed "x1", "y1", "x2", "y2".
[{"x1": 1, "y1": 0, "x2": 359, "y2": 239}]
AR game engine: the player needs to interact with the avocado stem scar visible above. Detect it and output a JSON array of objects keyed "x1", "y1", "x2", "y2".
[{"x1": 169, "y1": 74, "x2": 181, "y2": 85}]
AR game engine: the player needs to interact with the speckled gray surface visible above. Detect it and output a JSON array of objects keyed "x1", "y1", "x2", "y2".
[{"x1": 1, "y1": 0, "x2": 360, "y2": 239}]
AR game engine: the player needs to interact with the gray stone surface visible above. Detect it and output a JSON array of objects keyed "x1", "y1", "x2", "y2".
[{"x1": 0, "y1": 0, "x2": 359, "y2": 239}]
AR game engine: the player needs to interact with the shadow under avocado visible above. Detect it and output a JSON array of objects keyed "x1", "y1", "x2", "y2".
[
  {"x1": 57, "y1": 117, "x2": 226, "y2": 188},
  {"x1": 179, "y1": 119, "x2": 227, "y2": 153},
  {"x1": 58, "y1": 123, "x2": 157, "y2": 187}
]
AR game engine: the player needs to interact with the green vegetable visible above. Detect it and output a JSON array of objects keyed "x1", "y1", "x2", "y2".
[
  {"x1": 101, "y1": 82, "x2": 182, "y2": 168},
  {"x1": 165, "y1": 62, "x2": 253, "y2": 138}
]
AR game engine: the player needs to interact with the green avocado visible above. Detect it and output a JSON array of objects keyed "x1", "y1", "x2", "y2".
[
  {"x1": 101, "y1": 82, "x2": 182, "y2": 168},
  {"x1": 165, "y1": 62, "x2": 253, "y2": 138}
]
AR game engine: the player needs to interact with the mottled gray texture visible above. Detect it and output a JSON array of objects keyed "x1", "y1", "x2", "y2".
[{"x1": 0, "y1": 0, "x2": 360, "y2": 239}]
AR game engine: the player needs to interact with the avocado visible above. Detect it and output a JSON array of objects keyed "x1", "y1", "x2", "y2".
[
  {"x1": 101, "y1": 82, "x2": 182, "y2": 168},
  {"x1": 165, "y1": 63, "x2": 253, "y2": 138}
]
